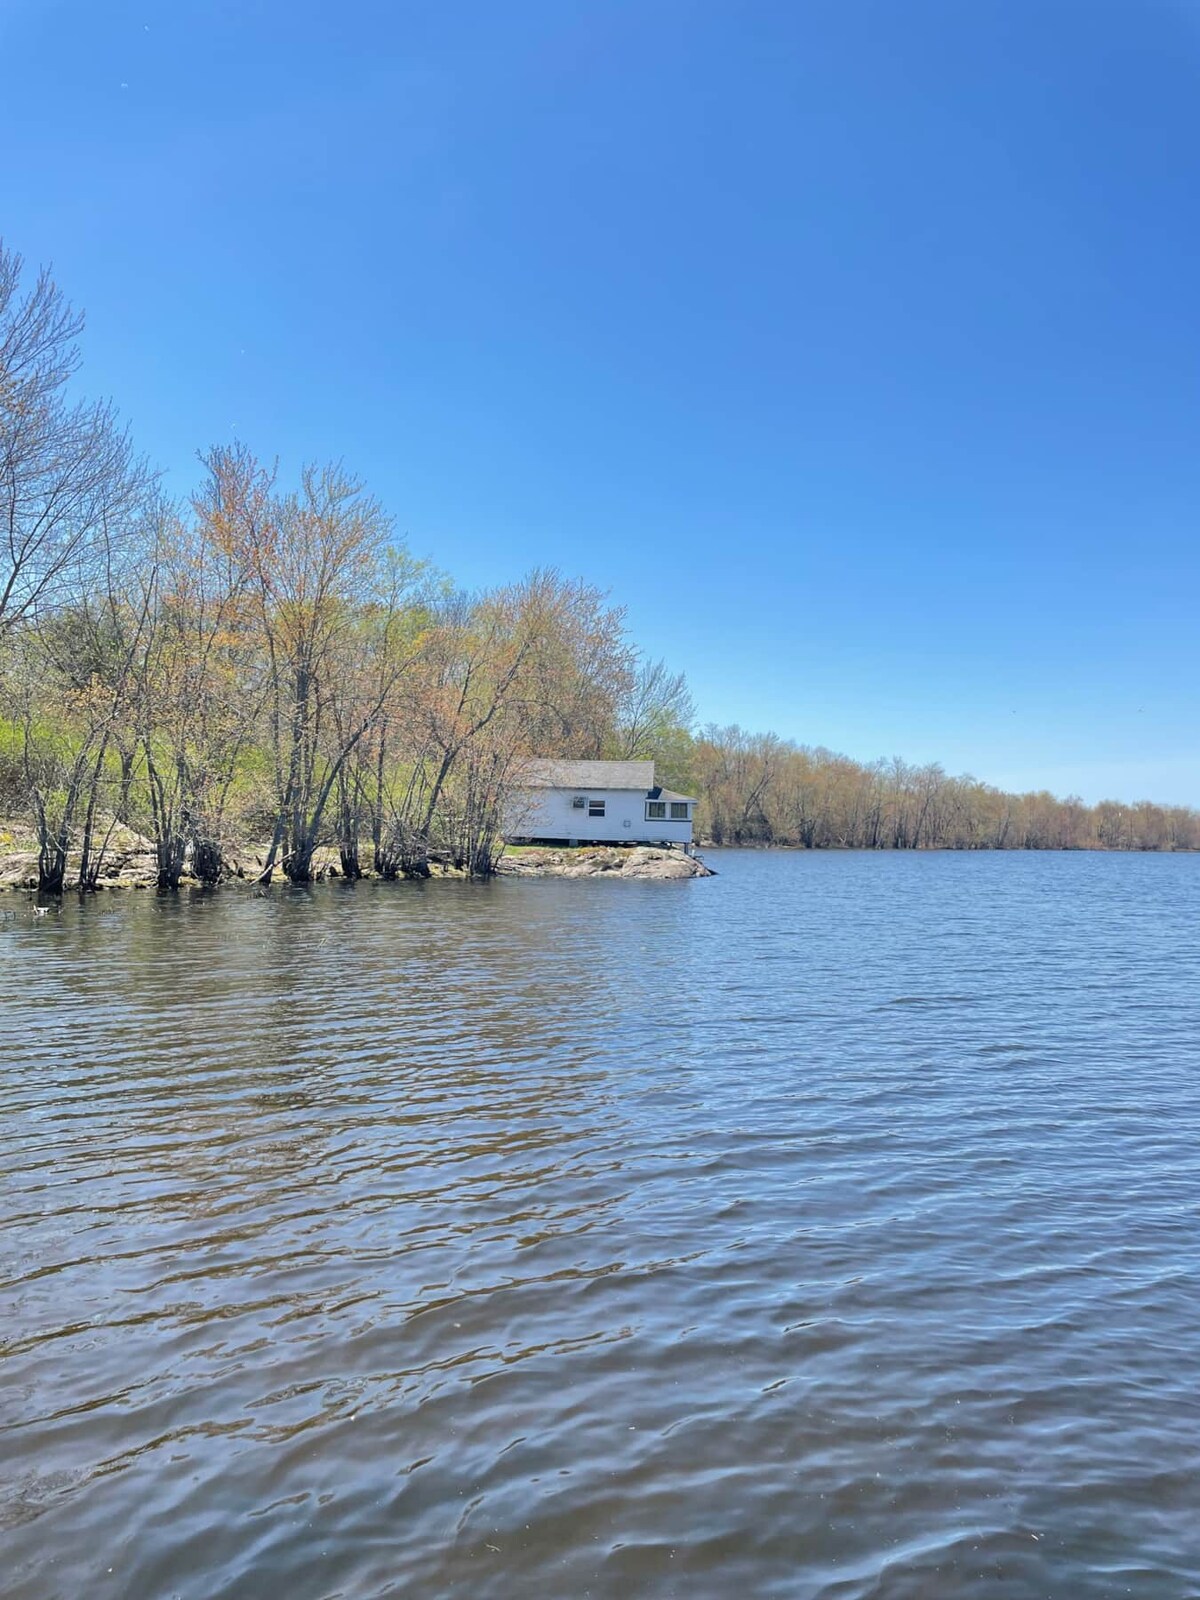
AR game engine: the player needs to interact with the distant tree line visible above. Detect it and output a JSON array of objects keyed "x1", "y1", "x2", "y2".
[
  {"x1": 687, "y1": 729, "x2": 1200, "y2": 852},
  {"x1": 1, "y1": 241, "x2": 1196, "y2": 894}
]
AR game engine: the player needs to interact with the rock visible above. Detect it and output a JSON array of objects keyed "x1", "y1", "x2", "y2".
[
  {"x1": 0, "y1": 851, "x2": 40, "y2": 890},
  {"x1": 496, "y1": 846, "x2": 714, "y2": 880},
  {"x1": 623, "y1": 847, "x2": 715, "y2": 879}
]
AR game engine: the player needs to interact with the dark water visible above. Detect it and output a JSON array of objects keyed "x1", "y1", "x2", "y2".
[{"x1": 3, "y1": 851, "x2": 1200, "y2": 1599}]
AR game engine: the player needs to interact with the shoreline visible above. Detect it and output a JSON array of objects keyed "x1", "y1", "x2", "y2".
[
  {"x1": 0, "y1": 824, "x2": 716, "y2": 892},
  {"x1": 6, "y1": 824, "x2": 1184, "y2": 894}
]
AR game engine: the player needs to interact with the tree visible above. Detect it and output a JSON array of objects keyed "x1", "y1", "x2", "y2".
[
  {"x1": 201, "y1": 445, "x2": 422, "y2": 883},
  {"x1": 391, "y1": 587, "x2": 541, "y2": 876},
  {"x1": 131, "y1": 497, "x2": 264, "y2": 888},
  {"x1": 0, "y1": 242, "x2": 149, "y2": 633},
  {"x1": 513, "y1": 570, "x2": 635, "y2": 758},
  {"x1": 612, "y1": 653, "x2": 695, "y2": 783},
  {"x1": 8, "y1": 528, "x2": 153, "y2": 893}
]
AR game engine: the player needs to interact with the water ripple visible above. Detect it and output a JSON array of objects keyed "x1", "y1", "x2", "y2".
[{"x1": 2, "y1": 852, "x2": 1200, "y2": 1596}]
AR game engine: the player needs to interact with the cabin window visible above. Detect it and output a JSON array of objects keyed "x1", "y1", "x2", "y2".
[
  {"x1": 670, "y1": 802, "x2": 689, "y2": 820},
  {"x1": 645, "y1": 801, "x2": 667, "y2": 820},
  {"x1": 588, "y1": 799, "x2": 606, "y2": 818}
]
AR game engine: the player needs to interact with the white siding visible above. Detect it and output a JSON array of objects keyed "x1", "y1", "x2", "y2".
[{"x1": 507, "y1": 785, "x2": 693, "y2": 846}]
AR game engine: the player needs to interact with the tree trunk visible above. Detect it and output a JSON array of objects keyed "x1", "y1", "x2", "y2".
[
  {"x1": 32, "y1": 790, "x2": 73, "y2": 896},
  {"x1": 283, "y1": 839, "x2": 316, "y2": 884},
  {"x1": 117, "y1": 744, "x2": 136, "y2": 821},
  {"x1": 372, "y1": 727, "x2": 387, "y2": 873},
  {"x1": 192, "y1": 835, "x2": 223, "y2": 885},
  {"x1": 256, "y1": 812, "x2": 287, "y2": 885},
  {"x1": 77, "y1": 738, "x2": 112, "y2": 891},
  {"x1": 38, "y1": 840, "x2": 68, "y2": 896}
]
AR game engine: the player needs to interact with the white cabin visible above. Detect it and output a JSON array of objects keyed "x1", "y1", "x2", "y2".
[{"x1": 507, "y1": 759, "x2": 697, "y2": 847}]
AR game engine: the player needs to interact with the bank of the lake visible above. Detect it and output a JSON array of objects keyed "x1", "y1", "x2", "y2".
[
  {"x1": 0, "y1": 822, "x2": 714, "y2": 890},
  {"x1": 4, "y1": 850, "x2": 1200, "y2": 1598}
]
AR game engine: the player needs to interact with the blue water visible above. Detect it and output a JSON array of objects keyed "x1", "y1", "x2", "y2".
[{"x1": 2, "y1": 850, "x2": 1199, "y2": 1597}]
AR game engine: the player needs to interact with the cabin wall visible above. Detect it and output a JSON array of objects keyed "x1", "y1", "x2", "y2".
[{"x1": 507, "y1": 786, "x2": 693, "y2": 845}]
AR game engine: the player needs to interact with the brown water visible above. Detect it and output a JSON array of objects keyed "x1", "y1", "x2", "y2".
[{"x1": 3, "y1": 851, "x2": 1200, "y2": 1598}]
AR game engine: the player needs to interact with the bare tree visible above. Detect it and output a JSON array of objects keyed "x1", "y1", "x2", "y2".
[
  {"x1": 201, "y1": 445, "x2": 423, "y2": 883},
  {"x1": 9, "y1": 525, "x2": 154, "y2": 893},
  {"x1": 614, "y1": 656, "x2": 694, "y2": 759},
  {"x1": 514, "y1": 570, "x2": 635, "y2": 757},
  {"x1": 0, "y1": 243, "x2": 150, "y2": 633},
  {"x1": 131, "y1": 498, "x2": 264, "y2": 888}
]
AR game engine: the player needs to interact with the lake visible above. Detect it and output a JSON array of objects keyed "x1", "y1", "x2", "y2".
[{"x1": 3, "y1": 850, "x2": 1199, "y2": 1598}]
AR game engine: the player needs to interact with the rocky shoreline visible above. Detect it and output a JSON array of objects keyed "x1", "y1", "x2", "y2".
[
  {"x1": 0, "y1": 821, "x2": 263, "y2": 892},
  {"x1": 0, "y1": 823, "x2": 714, "y2": 891},
  {"x1": 496, "y1": 846, "x2": 714, "y2": 880}
]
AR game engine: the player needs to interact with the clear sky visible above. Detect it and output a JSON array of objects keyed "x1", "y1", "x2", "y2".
[{"x1": 3, "y1": 0, "x2": 1198, "y2": 803}]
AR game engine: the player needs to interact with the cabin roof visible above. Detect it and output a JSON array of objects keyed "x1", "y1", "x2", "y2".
[{"x1": 519, "y1": 758, "x2": 656, "y2": 791}]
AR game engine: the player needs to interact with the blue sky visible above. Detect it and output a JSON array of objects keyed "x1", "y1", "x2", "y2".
[{"x1": 3, "y1": 0, "x2": 1199, "y2": 803}]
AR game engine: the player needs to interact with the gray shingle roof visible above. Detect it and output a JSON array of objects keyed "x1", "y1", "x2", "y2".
[{"x1": 517, "y1": 758, "x2": 656, "y2": 791}]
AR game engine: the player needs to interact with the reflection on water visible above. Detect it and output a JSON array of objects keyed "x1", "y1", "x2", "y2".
[{"x1": 3, "y1": 852, "x2": 1200, "y2": 1598}]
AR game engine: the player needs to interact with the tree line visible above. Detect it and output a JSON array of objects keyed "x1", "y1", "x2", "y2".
[
  {"x1": 686, "y1": 729, "x2": 1200, "y2": 852},
  {"x1": 1, "y1": 241, "x2": 1196, "y2": 894}
]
